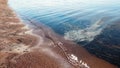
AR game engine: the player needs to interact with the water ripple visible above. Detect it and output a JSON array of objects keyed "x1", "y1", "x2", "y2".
[{"x1": 9, "y1": 0, "x2": 120, "y2": 43}]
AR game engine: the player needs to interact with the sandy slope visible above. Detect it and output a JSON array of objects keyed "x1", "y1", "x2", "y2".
[{"x1": 0, "y1": 0, "x2": 117, "y2": 68}]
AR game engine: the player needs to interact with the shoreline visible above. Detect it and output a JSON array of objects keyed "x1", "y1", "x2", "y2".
[
  {"x1": 25, "y1": 18, "x2": 117, "y2": 68},
  {"x1": 0, "y1": 0, "x2": 118, "y2": 68}
]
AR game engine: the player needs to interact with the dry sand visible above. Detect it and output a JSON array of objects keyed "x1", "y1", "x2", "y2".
[{"x1": 0, "y1": 0, "x2": 118, "y2": 68}]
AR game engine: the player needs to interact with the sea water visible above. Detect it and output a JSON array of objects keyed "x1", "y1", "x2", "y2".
[{"x1": 9, "y1": 0, "x2": 120, "y2": 44}]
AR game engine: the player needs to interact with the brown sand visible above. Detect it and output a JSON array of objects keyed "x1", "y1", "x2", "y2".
[{"x1": 0, "y1": 0, "x2": 118, "y2": 68}]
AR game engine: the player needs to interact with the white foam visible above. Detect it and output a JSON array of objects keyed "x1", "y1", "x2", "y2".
[
  {"x1": 69, "y1": 54, "x2": 78, "y2": 62},
  {"x1": 64, "y1": 19, "x2": 103, "y2": 42}
]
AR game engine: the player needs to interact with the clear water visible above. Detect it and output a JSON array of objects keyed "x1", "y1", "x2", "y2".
[{"x1": 8, "y1": 0, "x2": 120, "y2": 43}]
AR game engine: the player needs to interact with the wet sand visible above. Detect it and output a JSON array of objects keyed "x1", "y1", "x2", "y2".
[{"x1": 0, "y1": 0, "x2": 118, "y2": 68}]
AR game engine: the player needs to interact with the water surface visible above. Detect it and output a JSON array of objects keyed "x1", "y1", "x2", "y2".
[{"x1": 9, "y1": 0, "x2": 120, "y2": 44}]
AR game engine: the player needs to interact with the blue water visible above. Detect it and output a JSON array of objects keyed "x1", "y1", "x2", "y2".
[{"x1": 9, "y1": 0, "x2": 120, "y2": 43}]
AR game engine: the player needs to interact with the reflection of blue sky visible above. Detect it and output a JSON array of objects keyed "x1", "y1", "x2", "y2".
[{"x1": 9, "y1": 0, "x2": 120, "y2": 42}]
